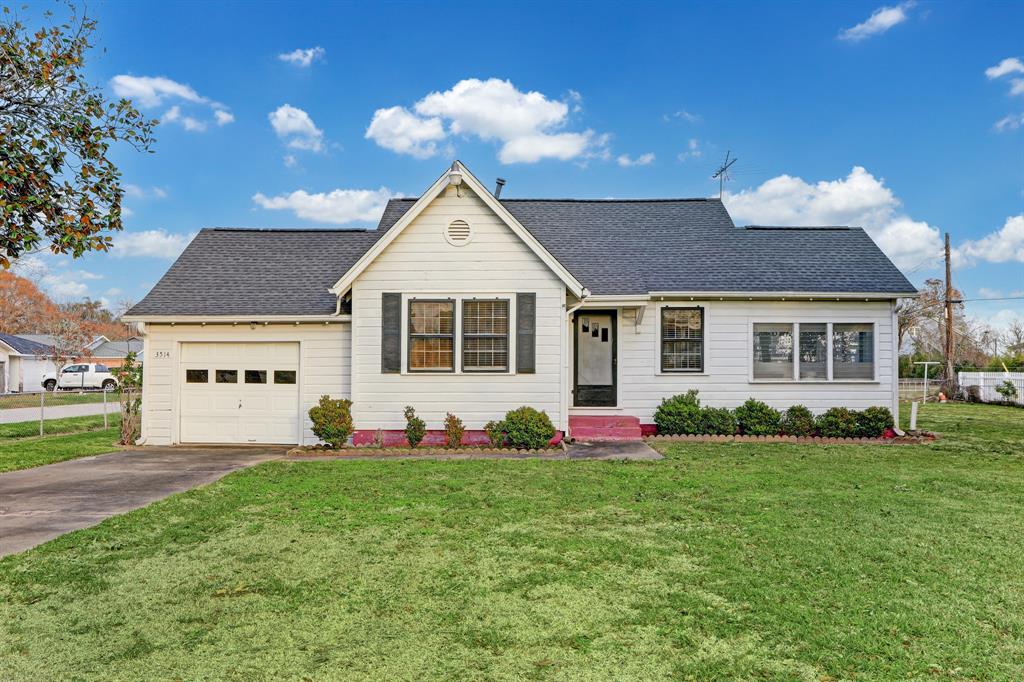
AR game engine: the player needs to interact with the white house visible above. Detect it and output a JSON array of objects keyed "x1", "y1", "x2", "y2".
[
  {"x1": 0, "y1": 334, "x2": 57, "y2": 393},
  {"x1": 123, "y1": 161, "x2": 917, "y2": 445}
]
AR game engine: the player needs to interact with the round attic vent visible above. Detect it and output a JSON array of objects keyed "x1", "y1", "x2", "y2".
[{"x1": 445, "y1": 219, "x2": 472, "y2": 246}]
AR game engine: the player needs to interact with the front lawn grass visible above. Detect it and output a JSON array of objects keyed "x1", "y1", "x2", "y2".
[
  {"x1": 0, "y1": 427, "x2": 121, "y2": 473},
  {"x1": 1, "y1": 402, "x2": 1022, "y2": 679}
]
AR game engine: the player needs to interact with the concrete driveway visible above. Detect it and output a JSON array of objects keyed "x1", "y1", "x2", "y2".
[{"x1": 0, "y1": 447, "x2": 286, "y2": 557}]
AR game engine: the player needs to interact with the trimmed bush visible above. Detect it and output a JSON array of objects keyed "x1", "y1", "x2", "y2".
[
  {"x1": 735, "y1": 399, "x2": 781, "y2": 436},
  {"x1": 502, "y1": 406, "x2": 555, "y2": 450},
  {"x1": 654, "y1": 390, "x2": 702, "y2": 435},
  {"x1": 855, "y1": 406, "x2": 894, "y2": 438},
  {"x1": 995, "y1": 380, "x2": 1019, "y2": 402},
  {"x1": 699, "y1": 407, "x2": 736, "y2": 435},
  {"x1": 484, "y1": 420, "x2": 505, "y2": 448},
  {"x1": 815, "y1": 407, "x2": 858, "y2": 438},
  {"x1": 444, "y1": 412, "x2": 465, "y2": 448},
  {"x1": 780, "y1": 405, "x2": 816, "y2": 437},
  {"x1": 308, "y1": 396, "x2": 354, "y2": 448},
  {"x1": 403, "y1": 405, "x2": 426, "y2": 448}
]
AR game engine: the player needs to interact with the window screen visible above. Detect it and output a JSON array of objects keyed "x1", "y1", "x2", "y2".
[
  {"x1": 833, "y1": 324, "x2": 874, "y2": 380},
  {"x1": 661, "y1": 308, "x2": 703, "y2": 372},
  {"x1": 409, "y1": 300, "x2": 455, "y2": 371},
  {"x1": 463, "y1": 299, "x2": 509, "y2": 371},
  {"x1": 752, "y1": 324, "x2": 794, "y2": 379}
]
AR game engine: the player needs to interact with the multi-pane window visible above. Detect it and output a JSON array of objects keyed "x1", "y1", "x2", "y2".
[
  {"x1": 752, "y1": 324, "x2": 794, "y2": 379},
  {"x1": 661, "y1": 308, "x2": 704, "y2": 372},
  {"x1": 799, "y1": 323, "x2": 828, "y2": 379},
  {"x1": 462, "y1": 299, "x2": 509, "y2": 372},
  {"x1": 751, "y1": 322, "x2": 875, "y2": 381},
  {"x1": 833, "y1": 323, "x2": 875, "y2": 380},
  {"x1": 408, "y1": 300, "x2": 455, "y2": 371}
]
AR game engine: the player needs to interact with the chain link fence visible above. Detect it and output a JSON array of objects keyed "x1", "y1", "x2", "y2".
[{"x1": 0, "y1": 389, "x2": 119, "y2": 436}]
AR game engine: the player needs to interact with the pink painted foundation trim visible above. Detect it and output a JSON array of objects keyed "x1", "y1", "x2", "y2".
[{"x1": 352, "y1": 429, "x2": 564, "y2": 447}]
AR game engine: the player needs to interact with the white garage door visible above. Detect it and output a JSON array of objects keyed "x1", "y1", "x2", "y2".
[{"x1": 179, "y1": 342, "x2": 300, "y2": 444}]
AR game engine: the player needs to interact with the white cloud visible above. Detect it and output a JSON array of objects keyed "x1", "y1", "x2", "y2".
[
  {"x1": 664, "y1": 110, "x2": 702, "y2": 124},
  {"x1": 283, "y1": 154, "x2": 298, "y2": 168},
  {"x1": 123, "y1": 184, "x2": 168, "y2": 200},
  {"x1": 252, "y1": 187, "x2": 394, "y2": 224},
  {"x1": 994, "y1": 113, "x2": 1024, "y2": 132},
  {"x1": 838, "y1": 1, "x2": 914, "y2": 42},
  {"x1": 10, "y1": 254, "x2": 102, "y2": 301},
  {"x1": 979, "y1": 287, "x2": 1003, "y2": 299},
  {"x1": 112, "y1": 74, "x2": 233, "y2": 133},
  {"x1": 678, "y1": 138, "x2": 703, "y2": 162},
  {"x1": 723, "y1": 166, "x2": 943, "y2": 269},
  {"x1": 985, "y1": 57, "x2": 1024, "y2": 80},
  {"x1": 111, "y1": 229, "x2": 195, "y2": 259},
  {"x1": 269, "y1": 104, "x2": 324, "y2": 153},
  {"x1": 366, "y1": 106, "x2": 446, "y2": 159},
  {"x1": 278, "y1": 47, "x2": 325, "y2": 67},
  {"x1": 1010, "y1": 79, "x2": 1024, "y2": 97},
  {"x1": 955, "y1": 215, "x2": 1024, "y2": 266},
  {"x1": 367, "y1": 78, "x2": 608, "y2": 164},
  {"x1": 616, "y1": 152, "x2": 655, "y2": 167}
]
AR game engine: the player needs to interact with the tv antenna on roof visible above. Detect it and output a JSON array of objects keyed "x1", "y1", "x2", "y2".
[{"x1": 711, "y1": 151, "x2": 737, "y2": 199}]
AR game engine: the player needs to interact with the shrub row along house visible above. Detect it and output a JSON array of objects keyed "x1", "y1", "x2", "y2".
[{"x1": 122, "y1": 162, "x2": 917, "y2": 446}]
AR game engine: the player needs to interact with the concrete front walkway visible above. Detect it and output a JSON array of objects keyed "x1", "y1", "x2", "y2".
[{"x1": 0, "y1": 447, "x2": 286, "y2": 557}]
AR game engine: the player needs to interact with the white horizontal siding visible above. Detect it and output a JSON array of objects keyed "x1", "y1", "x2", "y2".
[
  {"x1": 351, "y1": 185, "x2": 566, "y2": 431},
  {"x1": 140, "y1": 323, "x2": 350, "y2": 445},
  {"x1": 573, "y1": 300, "x2": 897, "y2": 422}
]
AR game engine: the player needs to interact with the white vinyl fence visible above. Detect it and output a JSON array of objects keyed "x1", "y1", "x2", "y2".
[{"x1": 958, "y1": 372, "x2": 1024, "y2": 405}]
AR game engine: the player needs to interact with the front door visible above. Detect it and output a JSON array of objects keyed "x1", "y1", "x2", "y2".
[{"x1": 574, "y1": 310, "x2": 617, "y2": 407}]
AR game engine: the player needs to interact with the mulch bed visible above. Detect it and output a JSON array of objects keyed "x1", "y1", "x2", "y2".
[
  {"x1": 287, "y1": 445, "x2": 565, "y2": 459},
  {"x1": 644, "y1": 432, "x2": 938, "y2": 445}
]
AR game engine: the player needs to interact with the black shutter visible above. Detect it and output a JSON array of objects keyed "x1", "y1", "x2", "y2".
[
  {"x1": 381, "y1": 293, "x2": 401, "y2": 373},
  {"x1": 516, "y1": 292, "x2": 536, "y2": 374}
]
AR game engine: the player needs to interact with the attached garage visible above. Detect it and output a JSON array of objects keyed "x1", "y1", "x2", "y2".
[{"x1": 179, "y1": 342, "x2": 300, "y2": 444}]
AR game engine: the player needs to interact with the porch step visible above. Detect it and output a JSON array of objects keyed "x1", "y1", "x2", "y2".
[{"x1": 569, "y1": 415, "x2": 643, "y2": 441}]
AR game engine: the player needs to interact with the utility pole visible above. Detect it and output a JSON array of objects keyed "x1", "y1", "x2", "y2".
[{"x1": 944, "y1": 232, "x2": 957, "y2": 396}]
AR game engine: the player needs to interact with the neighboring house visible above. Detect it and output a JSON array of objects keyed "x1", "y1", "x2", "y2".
[
  {"x1": 81, "y1": 337, "x2": 145, "y2": 367},
  {"x1": 0, "y1": 334, "x2": 56, "y2": 393},
  {"x1": 123, "y1": 161, "x2": 918, "y2": 446}
]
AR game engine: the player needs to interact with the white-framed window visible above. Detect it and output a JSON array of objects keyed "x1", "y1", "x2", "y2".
[
  {"x1": 750, "y1": 321, "x2": 877, "y2": 382},
  {"x1": 403, "y1": 294, "x2": 516, "y2": 375}
]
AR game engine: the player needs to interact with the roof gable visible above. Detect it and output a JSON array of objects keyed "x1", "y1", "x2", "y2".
[{"x1": 328, "y1": 161, "x2": 585, "y2": 297}]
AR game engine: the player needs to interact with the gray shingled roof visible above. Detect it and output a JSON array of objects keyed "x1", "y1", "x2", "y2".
[
  {"x1": 128, "y1": 198, "x2": 916, "y2": 317},
  {"x1": 0, "y1": 333, "x2": 52, "y2": 355},
  {"x1": 128, "y1": 228, "x2": 382, "y2": 316}
]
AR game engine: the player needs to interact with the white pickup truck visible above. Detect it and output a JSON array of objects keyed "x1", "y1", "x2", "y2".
[{"x1": 42, "y1": 363, "x2": 118, "y2": 391}]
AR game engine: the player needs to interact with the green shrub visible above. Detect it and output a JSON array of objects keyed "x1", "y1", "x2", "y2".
[
  {"x1": 995, "y1": 380, "x2": 1019, "y2": 402},
  {"x1": 502, "y1": 406, "x2": 555, "y2": 449},
  {"x1": 855, "y1": 406, "x2": 894, "y2": 438},
  {"x1": 308, "y1": 395, "x2": 354, "y2": 448},
  {"x1": 780, "y1": 405, "x2": 816, "y2": 437},
  {"x1": 735, "y1": 399, "x2": 781, "y2": 436},
  {"x1": 484, "y1": 420, "x2": 505, "y2": 448},
  {"x1": 654, "y1": 390, "x2": 702, "y2": 435},
  {"x1": 699, "y1": 406, "x2": 736, "y2": 435},
  {"x1": 403, "y1": 405, "x2": 426, "y2": 448},
  {"x1": 444, "y1": 412, "x2": 465, "y2": 448},
  {"x1": 815, "y1": 407, "x2": 858, "y2": 438}
]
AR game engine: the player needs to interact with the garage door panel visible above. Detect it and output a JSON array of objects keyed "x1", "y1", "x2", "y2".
[{"x1": 179, "y1": 342, "x2": 299, "y2": 445}]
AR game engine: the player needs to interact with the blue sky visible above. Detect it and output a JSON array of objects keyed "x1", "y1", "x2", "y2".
[{"x1": 14, "y1": 0, "x2": 1024, "y2": 330}]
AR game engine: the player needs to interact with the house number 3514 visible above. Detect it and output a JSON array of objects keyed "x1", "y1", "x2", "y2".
[{"x1": 154, "y1": 351, "x2": 171, "y2": 359}]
